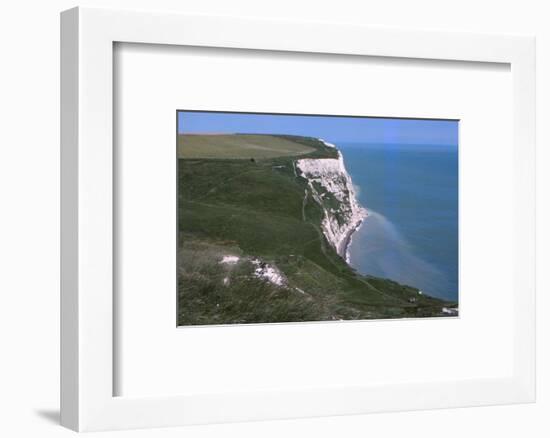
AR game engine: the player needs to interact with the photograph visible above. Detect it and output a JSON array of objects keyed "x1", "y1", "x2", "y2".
[{"x1": 177, "y1": 110, "x2": 459, "y2": 326}]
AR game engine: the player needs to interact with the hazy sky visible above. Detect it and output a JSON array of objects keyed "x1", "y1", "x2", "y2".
[{"x1": 177, "y1": 111, "x2": 458, "y2": 146}]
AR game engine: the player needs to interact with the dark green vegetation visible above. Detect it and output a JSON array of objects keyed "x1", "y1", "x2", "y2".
[{"x1": 178, "y1": 134, "x2": 457, "y2": 325}]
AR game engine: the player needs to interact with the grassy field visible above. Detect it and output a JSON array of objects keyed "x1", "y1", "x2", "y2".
[
  {"x1": 178, "y1": 134, "x2": 456, "y2": 325},
  {"x1": 177, "y1": 134, "x2": 316, "y2": 159}
]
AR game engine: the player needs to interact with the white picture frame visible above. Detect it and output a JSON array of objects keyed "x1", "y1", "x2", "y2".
[{"x1": 60, "y1": 6, "x2": 536, "y2": 432}]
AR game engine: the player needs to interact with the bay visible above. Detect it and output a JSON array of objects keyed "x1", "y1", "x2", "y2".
[{"x1": 340, "y1": 142, "x2": 459, "y2": 301}]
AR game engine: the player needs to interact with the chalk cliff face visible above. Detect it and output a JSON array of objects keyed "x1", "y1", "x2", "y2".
[{"x1": 296, "y1": 145, "x2": 367, "y2": 262}]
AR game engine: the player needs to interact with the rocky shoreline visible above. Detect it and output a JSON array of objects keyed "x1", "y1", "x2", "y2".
[{"x1": 340, "y1": 214, "x2": 367, "y2": 264}]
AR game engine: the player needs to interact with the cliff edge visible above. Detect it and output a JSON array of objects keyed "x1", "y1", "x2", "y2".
[{"x1": 296, "y1": 143, "x2": 367, "y2": 262}]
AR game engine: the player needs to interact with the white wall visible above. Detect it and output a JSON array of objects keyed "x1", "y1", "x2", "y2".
[{"x1": 0, "y1": 0, "x2": 548, "y2": 437}]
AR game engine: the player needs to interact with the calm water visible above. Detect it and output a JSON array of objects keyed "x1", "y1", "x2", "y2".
[{"x1": 339, "y1": 142, "x2": 458, "y2": 301}]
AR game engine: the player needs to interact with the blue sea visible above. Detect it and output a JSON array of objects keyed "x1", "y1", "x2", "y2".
[{"x1": 339, "y1": 142, "x2": 459, "y2": 301}]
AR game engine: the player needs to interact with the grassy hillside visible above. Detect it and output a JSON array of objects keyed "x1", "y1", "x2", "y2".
[
  {"x1": 177, "y1": 134, "x2": 316, "y2": 159},
  {"x1": 177, "y1": 134, "x2": 457, "y2": 325}
]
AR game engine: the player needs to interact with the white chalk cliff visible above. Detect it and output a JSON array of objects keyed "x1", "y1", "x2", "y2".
[{"x1": 296, "y1": 142, "x2": 367, "y2": 262}]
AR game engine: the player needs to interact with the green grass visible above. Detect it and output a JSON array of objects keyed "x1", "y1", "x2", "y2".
[
  {"x1": 178, "y1": 236, "x2": 339, "y2": 325},
  {"x1": 178, "y1": 134, "x2": 457, "y2": 325},
  {"x1": 177, "y1": 134, "x2": 316, "y2": 159}
]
